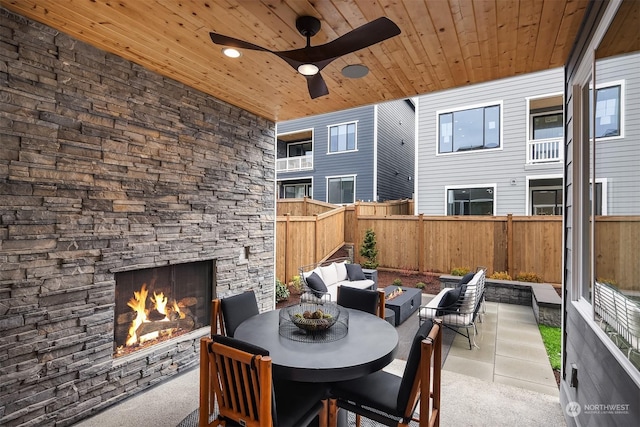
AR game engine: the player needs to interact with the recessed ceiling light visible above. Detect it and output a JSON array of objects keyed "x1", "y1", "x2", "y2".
[
  {"x1": 342, "y1": 64, "x2": 369, "y2": 78},
  {"x1": 222, "y1": 48, "x2": 241, "y2": 58}
]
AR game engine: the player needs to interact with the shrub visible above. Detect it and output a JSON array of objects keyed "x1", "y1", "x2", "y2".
[
  {"x1": 416, "y1": 282, "x2": 426, "y2": 289},
  {"x1": 290, "y1": 275, "x2": 302, "y2": 292},
  {"x1": 359, "y1": 228, "x2": 379, "y2": 269},
  {"x1": 276, "y1": 279, "x2": 290, "y2": 301},
  {"x1": 516, "y1": 272, "x2": 543, "y2": 283},
  {"x1": 392, "y1": 278, "x2": 403, "y2": 286},
  {"x1": 597, "y1": 277, "x2": 618, "y2": 287},
  {"x1": 489, "y1": 271, "x2": 512, "y2": 280},
  {"x1": 451, "y1": 267, "x2": 470, "y2": 277}
]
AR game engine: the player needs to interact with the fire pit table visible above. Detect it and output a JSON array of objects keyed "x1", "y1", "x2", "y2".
[{"x1": 384, "y1": 285, "x2": 422, "y2": 326}]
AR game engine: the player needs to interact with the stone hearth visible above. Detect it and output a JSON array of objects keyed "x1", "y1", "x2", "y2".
[{"x1": 0, "y1": 8, "x2": 274, "y2": 427}]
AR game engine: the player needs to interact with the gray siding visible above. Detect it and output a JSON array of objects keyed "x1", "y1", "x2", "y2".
[
  {"x1": 562, "y1": 1, "x2": 640, "y2": 426},
  {"x1": 416, "y1": 68, "x2": 564, "y2": 215},
  {"x1": 594, "y1": 53, "x2": 640, "y2": 215},
  {"x1": 376, "y1": 99, "x2": 415, "y2": 201},
  {"x1": 277, "y1": 106, "x2": 375, "y2": 202}
]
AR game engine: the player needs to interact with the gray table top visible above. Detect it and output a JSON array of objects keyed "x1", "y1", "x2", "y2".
[{"x1": 234, "y1": 307, "x2": 399, "y2": 382}]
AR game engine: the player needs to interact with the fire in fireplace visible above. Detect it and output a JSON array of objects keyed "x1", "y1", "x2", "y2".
[{"x1": 114, "y1": 261, "x2": 214, "y2": 357}]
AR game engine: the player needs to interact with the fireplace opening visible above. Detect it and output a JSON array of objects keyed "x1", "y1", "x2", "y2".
[{"x1": 113, "y1": 260, "x2": 214, "y2": 357}]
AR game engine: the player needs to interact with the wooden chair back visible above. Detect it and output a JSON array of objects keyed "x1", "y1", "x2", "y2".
[
  {"x1": 415, "y1": 319, "x2": 442, "y2": 427},
  {"x1": 199, "y1": 337, "x2": 273, "y2": 427},
  {"x1": 210, "y1": 299, "x2": 225, "y2": 336},
  {"x1": 376, "y1": 289, "x2": 386, "y2": 319}
]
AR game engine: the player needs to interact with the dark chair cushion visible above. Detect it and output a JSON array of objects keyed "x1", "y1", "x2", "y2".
[
  {"x1": 220, "y1": 291, "x2": 259, "y2": 337},
  {"x1": 273, "y1": 378, "x2": 329, "y2": 427},
  {"x1": 331, "y1": 370, "x2": 403, "y2": 416},
  {"x1": 306, "y1": 272, "x2": 328, "y2": 298},
  {"x1": 457, "y1": 272, "x2": 475, "y2": 287},
  {"x1": 345, "y1": 263, "x2": 367, "y2": 281},
  {"x1": 337, "y1": 286, "x2": 379, "y2": 315},
  {"x1": 397, "y1": 320, "x2": 433, "y2": 412},
  {"x1": 330, "y1": 320, "x2": 434, "y2": 418}
]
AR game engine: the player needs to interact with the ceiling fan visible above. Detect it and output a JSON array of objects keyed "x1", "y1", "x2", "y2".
[{"x1": 210, "y1": 16, "x2": 401, "y2": 99}]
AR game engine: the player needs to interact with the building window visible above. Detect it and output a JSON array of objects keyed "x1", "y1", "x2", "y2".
[
  {"x1": 438, "y1": 104, "x2": 500, "y2": 153},
  {"x1": 532, "y1": 189, "x2": 563, "y2": 215},
  {"x1": 283, "y1": 183, "x2": 311, "y2": 199},
  {"x1": 328, "y1": 122, "x2": 356, "y2": 153},
  {"x1": 327, "y1": 176, "x2": 355, "y2": 204},
  {"x1": 288, "y1": 141, "x2": 312, "y2": 157},
  {"x1": 446, "y1": 186, "x2": 495, "y2": 215},
  {"x1": 532, "y1": 112, "x2": 564, "y2": 140},
  {"x1": 593, "y1": 84, "x2": 621, "y2": 138}
]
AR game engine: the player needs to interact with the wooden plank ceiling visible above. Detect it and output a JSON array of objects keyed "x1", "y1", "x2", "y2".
[{"x1": 3, "y1": 0, "x2": 589, "y2": 122}]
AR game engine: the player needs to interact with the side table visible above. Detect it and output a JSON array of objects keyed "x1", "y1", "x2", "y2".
[{"x1": 362, "y1": 269, "x2": 378, "y2": 287}]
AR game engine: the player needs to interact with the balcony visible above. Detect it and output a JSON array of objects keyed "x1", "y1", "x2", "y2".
[
  {"x1": 276, "y1": 153, "x2": 313, "y2": 172},
  {"x1": 527, "y1": 138, "x2": 563, "y2": 164}
]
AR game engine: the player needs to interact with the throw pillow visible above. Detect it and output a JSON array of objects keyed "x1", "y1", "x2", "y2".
[
  {"x1": 436, "y1": 287, "x2": 462, "y2": 316},
  {"x1": 334, "y1": 261, "x2": 348, "y2": 282},
  {"x1": 345, "y1": 263, "x2": 366, "y2": 281},
  {"x1": 457, "y1": 272, "x2": 475, "y2": 287},
  {"x1": 306, "y1": 272, "x2": 328, "y2": 298},
  {"x1": 320, "y1": 264, "x2": 338, "y2": 286}
]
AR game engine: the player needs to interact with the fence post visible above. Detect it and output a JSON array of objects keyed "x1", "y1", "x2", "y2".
[
  {"x1": 314, "y1": 214, "x2": 319, "y2": 262},
  {"x1": 507, "y1": 214, "x2": 513, "y2": 279},
  {"x1": 284, "y1": 214, "x2": 290, "y2": 283},
  {"x1": 418, "y1": 214, "x2": 425, "y2": 273}
]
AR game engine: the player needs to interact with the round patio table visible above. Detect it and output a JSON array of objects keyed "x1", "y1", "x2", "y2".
[{"x1": 234, "y1": 307, "x2": 399, "y2": 383}]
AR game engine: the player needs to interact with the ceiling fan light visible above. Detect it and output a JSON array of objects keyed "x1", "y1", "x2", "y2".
[
  {"x1": 298, "y1": 63, "x2": 319, "y2": 76},
  {"x1": 222, "y1": 48, "x2": 242, "y2": 58}
]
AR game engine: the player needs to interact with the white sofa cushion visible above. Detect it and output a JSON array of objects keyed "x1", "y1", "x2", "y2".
[
  {"x1": 334, "y1": 261, "x2": 348, "y2": 282},
  {"x1": 320, "y1": 264, "x2": 338, "y2": 286}
]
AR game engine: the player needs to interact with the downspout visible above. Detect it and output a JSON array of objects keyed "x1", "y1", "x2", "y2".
[{"x1": 373, "y1": 105, "x2": 378, "y2": 201}]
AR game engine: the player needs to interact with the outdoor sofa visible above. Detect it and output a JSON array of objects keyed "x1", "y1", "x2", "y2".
[{"x1": 299, "y1": 257, "x2": 376, "y2": 303}]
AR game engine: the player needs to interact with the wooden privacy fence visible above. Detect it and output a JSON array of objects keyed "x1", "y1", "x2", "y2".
[{"x1": 277, "y1": 200, "x2": 639, "y2": 288}]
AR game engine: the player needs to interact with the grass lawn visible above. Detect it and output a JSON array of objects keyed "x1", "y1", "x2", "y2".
[{"x1": 539, "y1": 324, "x2": 561, "y2": 370}]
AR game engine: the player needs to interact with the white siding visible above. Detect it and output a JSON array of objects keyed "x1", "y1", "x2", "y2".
[{"x1": 417, "y1": 68, "x2": 564, "y2": 215}]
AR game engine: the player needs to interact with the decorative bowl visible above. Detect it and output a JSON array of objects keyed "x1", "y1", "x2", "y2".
[{"x1": 288, "y1": 303, "x2": 340, "y2": 332}]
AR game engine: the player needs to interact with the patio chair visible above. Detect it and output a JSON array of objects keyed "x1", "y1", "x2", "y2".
[
  {"x1": 336, "y1": 286, "x2": 386, "y2": 319},
  {"x1": 328, "y1": 319, "x2": 442, "y2": 427},
  {"x1": 211, "y1": 290, "x2": 259, "y2": 337},
  {"x1": 199, "y1": 335, "x2": 329, "y2": 427}
]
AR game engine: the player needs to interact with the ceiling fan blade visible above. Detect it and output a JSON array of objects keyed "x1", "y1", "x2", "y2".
[
  {"x1": 278, "y1": 17, "x2": 401, "y2": 64},
  {"x1": 209, "y1": 32, "x2": 272, "y2": 53},
  {"x1": 306, "y1": 73, "x2": 329, "y2": 99}
]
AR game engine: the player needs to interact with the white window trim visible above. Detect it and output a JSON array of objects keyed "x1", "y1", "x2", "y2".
[
  {"x1": 443, "y1": 183, "x2": 497, "y2": 215},
  {"x1": 325, "y1": 174, "x2": 357, "y2": 205},
  {"x1": 327, "y1": 121, "x2": 358, "y2": 154},
  {"x1": 592, "y1": 79, "x2": 625, "y2": 141},
  {"x1": 435, "y1": 101, "x2": 503, "y2": 156},
  {"x1": 525, "y1": 174, "x2": 563, "y2": 216}
]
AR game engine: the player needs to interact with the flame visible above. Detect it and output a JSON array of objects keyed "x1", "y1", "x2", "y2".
[
  {"x1": 126, "y1": 283, "x2": 149, "y2": 346},
  {"x1": 125, "y1": 285, "x2": 187, "y2": 347},
  {"x1": 152, "y1": 291, "x2": 169, "y2": 316}
]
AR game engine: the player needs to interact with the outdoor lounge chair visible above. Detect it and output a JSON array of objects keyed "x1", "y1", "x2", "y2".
[{"x1": 328, "y1": 319, "x2": 442, "y2": 427}]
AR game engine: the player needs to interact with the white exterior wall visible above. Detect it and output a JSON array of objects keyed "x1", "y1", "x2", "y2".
[{"x1": 416, "y1": 68, "x2": 565, "y2": 215}]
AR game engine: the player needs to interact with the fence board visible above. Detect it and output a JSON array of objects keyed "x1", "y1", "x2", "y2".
[{"x1": 276, "y1": 200, "x2": 639, "y2": 287}]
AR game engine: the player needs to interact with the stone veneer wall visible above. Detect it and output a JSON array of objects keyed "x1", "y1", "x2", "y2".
[{"x1": 0, "y1": 9, "x2": 275, "y2": 427}]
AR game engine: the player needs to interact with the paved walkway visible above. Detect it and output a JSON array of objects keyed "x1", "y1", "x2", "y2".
[{"x1": 73, "y1": 300, "x2": 565, "y2": 426}]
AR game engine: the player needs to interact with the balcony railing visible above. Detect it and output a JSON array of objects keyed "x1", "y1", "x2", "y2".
[
  {"x1": 276, "y1": 154, "x2": 313, "y2": 172},
  {"x1": 527, "y1": 138, "x2": 563, "y2": 164}
]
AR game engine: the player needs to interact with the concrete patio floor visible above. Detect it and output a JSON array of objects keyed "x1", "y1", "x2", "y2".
[{"x1": 74, "y1": 299, "x2": 565, "y2": 426}]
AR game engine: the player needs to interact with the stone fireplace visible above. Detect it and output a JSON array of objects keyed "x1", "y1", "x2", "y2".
[
  {"x1": 0, "y1": 9, "x2": 275, "y2": 427},
  {"x1": 113, "y1": 261, "x2": 214, "y2": 357}
]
